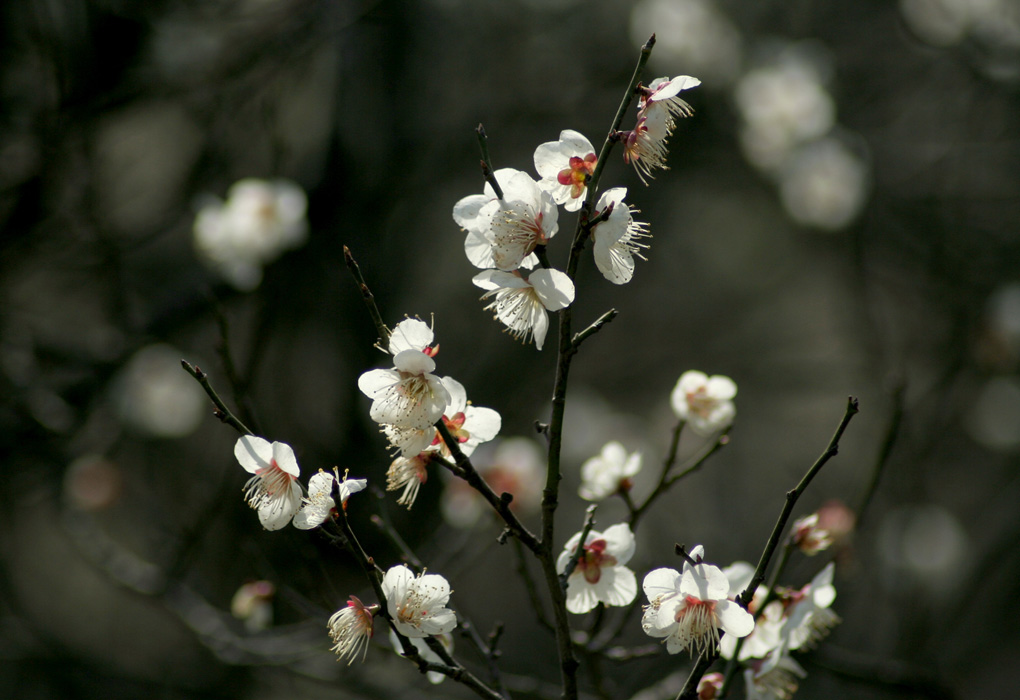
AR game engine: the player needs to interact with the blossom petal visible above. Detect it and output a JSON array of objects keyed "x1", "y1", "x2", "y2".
[
  {"x1": 235, "y1": 436, "x2": 273, "y2": 474},
  {"x1": 529, "y1": 269, "x2": 575, "y2": 311},
  {"x1": 715, "y1": 599, "x2": 755, "y2": 638}
]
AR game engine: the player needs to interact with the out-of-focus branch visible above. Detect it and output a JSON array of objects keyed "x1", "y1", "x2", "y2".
[{"x1": 343, "y1": 245, "x2": 391, "y2": 349}]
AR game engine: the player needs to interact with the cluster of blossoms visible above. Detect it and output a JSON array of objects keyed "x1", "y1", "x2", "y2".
[
  {"x1": 193, "y1": 178, "x2": 308, "y2": 291},
  {"x1": 454, "y1": 75, "x2": 698, "y2": 348},
  {"x1": 233, "y1": 435, "x2": 365, "y2": 531},
  {"x1": 357, "y1": 318, "x2": 501, "y2": 508},
  {"x1": 711, "y1": 559, "x2": 840, "y2": 699}
]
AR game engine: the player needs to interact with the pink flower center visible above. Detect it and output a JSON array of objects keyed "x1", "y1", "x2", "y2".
[
  {"x1": 255, "y1": 459, "x2": 296, "y2": 495},
  {"x1": 578, "y1": 538, "x2": 617, "y2": 584},
  {"x1": 556, "y1": 153, "x2": 597, "y2": 199},
  {"x1": 685, "y1": 387, "x2": 717, "y2": 419}
]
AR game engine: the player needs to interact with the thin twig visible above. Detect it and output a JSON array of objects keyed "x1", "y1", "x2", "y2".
[
  {"x1": 180, "y1": 360, "x2": 253, "y2": 435},
  {"x1": 558, "y1": 504, "x2": 598, "y2": 588},
  {"x1": 856, "y1": 380, "x2": 905, "y2": 525},
  {"x1": 570, "y1": 310, "x2": 618, "y2": 353},
  {"x1": 512, "y1": 536, "x2": 555, "y2": 634},
  {"x1": 675, "y1": 396, "x2": 860, "y2": 700},
  {"x1": 343, "y1": 245, "x2": 391, "y2": 348},
  {"x1": 476, "y1": 124, "x2": 504, "y2": 200}
]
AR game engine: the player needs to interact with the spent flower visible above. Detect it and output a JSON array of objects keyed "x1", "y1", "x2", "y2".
[{"x1": 328, "y1": 595, "x2": 377, "y2": 665}]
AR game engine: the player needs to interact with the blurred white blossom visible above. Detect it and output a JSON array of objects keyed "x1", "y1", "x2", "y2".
[
  {"x1": 441, "y1": 437, "x2": 543, "y2": 528},
  {"x1": 630, "y1": 0, "x2": 743, "y2": 85},
  {"x1": 193, "y1": 178, "x2": 308, "y2": 291},
  {"x1": 670, "y1": 370, "x2": 737, "y2": 436},
  {"x1": 579, "y1": 441, "x2": 642, "y2": 501},
  {"x1": 116, "y1": 344, "x2": 206, "y2": 438},
  {"x1": 735, "y1": 53, "x2": 835, "y2": 171},
  {"x1": 231, "y1": 580, "x2": 275, "y2": 632},
  {"x1": 778, "y1": 137, "x2": 869, "y2": 230}
]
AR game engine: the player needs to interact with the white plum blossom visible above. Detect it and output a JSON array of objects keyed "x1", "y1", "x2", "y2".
[
  {"x1": 591, "y1": 187, "x2": 651, "y2": 285},
  {"x1": 358, "y1": 320, "x2": 451, "y2": 430},
  {"x1": 193, "y1": 178, "x2": 308, "y2": 290},
  {"x1": 719, "y1": 561, "x2": 784, "y2": 662},
  {"x1": 621, "y1": 75, "x2": 699, "y2": 184},
  {"x1": 556, "y1": 523, "x2": 638, "y2": 614},
  {"x1": 434, "y1": 377, "x2": 502, "y2": 458},
  {"x1": 234, "y1": 436, "x2": 303, "y2": 530},
  {"x1": 231, "y1": 580, "x2": 275, "y2": 632},
  {"x1": 640, "y1": 75, "x2": 701, "y2": 122},
  {"x1": 783, "y1": 562, "x2": 840, "y2": 650},
  {"x1": 453, "y1": 168, "x2": 556, "y2": 271},
  {"x1": 293, "y1": 469, "x2": 366, "y2": 530},
  {"x1": 641, "y1": 545, "x2": 755, "y2": 656},
  {"x1": 382, "y1": 565, "x2": 457, "y2": 638},
  {"x1": 579, "y1": 441, "x2": 643, "y2": 501},
  {"x1": 670, "y1": 370, "x2": 737, "y2": 436},
  {"x1": 473, "y1": 268, "x2": 575, "y2": 351},
  {"x1": 533, "y1": 129, "x2": 598, "y2": 212},
  {"x1": 328, "y1": 595, "x2": 377, "y2": 665},
  {"x1": 791, "y1": 512, "x2": 833, "y2": 555}
]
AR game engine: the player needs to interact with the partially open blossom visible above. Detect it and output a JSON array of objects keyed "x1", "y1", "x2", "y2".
[
  {"x1": 382, "y1": 565, "x2": 457, "y2": 638},
  {"x1": 231, "y1": 580, "x2": 275, "y2": 632},
  {"x1": 234, "y1": 436, "x2": 302, "y2": 530},
  {"x1": 293, "y1": 469, "x2": 366, "y2": 530},
  {"x1": 670, "y1": 370, "x2": 737, "y2": 436},
  {"x1": 782, "y1": 562, "x2": 840, "y2": 650},
  {"x1": 697, "y1": 672, "x2": 725, "y2": 700},
  {"x1": 791, "y1": 513, "x2": 832, "y2": 555},
  {"x1": 579, "y1": 441, "x2": 643, "y2": 501},
  {"x1": 641, "y1": 545, "x2": 755, "y2": 656},
  {"x1": 533, "y1": 129, "x2": 598, "y2": 212},
  {"x1": 557, "y1": 523, "x2": 638, "y2": 614},
  {"x1": 328, "y1": 595, "x2": 377, "y2": 665},
  {"x1": 358, "y1": 320, "x2": 451, "y2": 430},
  {"x1": 193, "y1": 178, "x2": 308, "y2": 290},
  {"x1": 591, "y1": 187, "x2": 651, "y2": 285},
  {"x1": 454, "y1": 168, "x2": 556, "y2": 271},
  {"x1": 473, "y1": 268, "x2": 575, "y2": 351}
]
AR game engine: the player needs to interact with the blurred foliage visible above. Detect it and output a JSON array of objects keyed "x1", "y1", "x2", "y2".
[{"x1": 2, "y1": 0, "x2": 1020, "y2": 699}]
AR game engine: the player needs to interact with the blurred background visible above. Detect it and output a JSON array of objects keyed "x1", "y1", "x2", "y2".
[{"x1": 2, "y1": 0, "x2": 1020, "y2": 698}]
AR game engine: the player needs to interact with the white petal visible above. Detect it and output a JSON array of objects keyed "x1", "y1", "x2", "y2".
[
  {"x1": 601, "y1": 523, "x2": 636, "y2": 564},
  {"x1": 464, "y1": 406, "x2": 501, "y2": 442},
  {"x1": 594, "y1": 566, "x2": 638, "y2": 607},
  {"x1": 453, "y1": 193, "x2": 491, "y2": 231},
  {"x1": 389, "y1": 319, "x2": 434, "y2": 355},
  {"x1": 358, "y1": 368, "x2": 401, "y2": 398},
  {"x1": 338, "y1": 478, "x2": 367, "y2": 502},
  {"x1": 529, "y1": 269, "x2": 575, "y2": 311},
  {"x1": 716, "y1": 599, "x2": 755, "y2": 638},
  {"x1": 643, "y1": 568, "x2": 681, "y2": 600},
  {"x1": 441, "y1": 376, "x2": 468, "y2": 414},
  {"x1": 234, "y1": 436, "x2": 272, "y2": 474},
  {"x1": 393, "y1": 349, "x2": 436, "y2": 375},
  {"x1": 271, "y1": 441, "x2": 300, "y2": 477},
  {"x1": 565, "y1": 576, "x2": 600, "y2": 614},
  {"x1": 258, "y1": 481, "x2": 301, "y2": 530}
]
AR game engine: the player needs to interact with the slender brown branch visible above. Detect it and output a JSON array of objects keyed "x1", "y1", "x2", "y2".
[
  {"x1": 559, "y1": 504, "x2": 598, "y2": 588},
  {"x1": 180, "y1": 360, "x2": 253, "y2": 435},
  {"x1": 476, "y1": 124, "x2": 504, "y2": 200},
  {"x1": 571, "y1": 309, "x2": 618, "y2": 352},
  {"x1": 435, "y1": 422, "x2": 542, "y2": 553},
  {"x1": 343, "y1": 245, "x2": 391, "y2": 348}
]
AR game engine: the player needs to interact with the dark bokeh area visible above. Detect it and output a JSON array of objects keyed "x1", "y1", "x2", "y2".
[{"x1": 2, "y1": 0, "x2": 1020, "y2": 699}]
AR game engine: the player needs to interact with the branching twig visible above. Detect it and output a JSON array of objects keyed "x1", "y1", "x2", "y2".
[
  {"x1": 180, "y1": 360, "x2": 253, "y2": 435},
  {"x1": 676, "y1": 396, "x2": 860, "y2": 700},
  {"x1": 570, "y1": 310, "x2": 618, "y2": 353}
]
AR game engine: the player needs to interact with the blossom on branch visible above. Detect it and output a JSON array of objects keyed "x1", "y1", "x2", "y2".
[
  {"x1": 640, "y1": 75, "x2": 701, "y2": 122},
  {"x1": 782, "y1": 562, "x2": 840, "y2": 650},
  {"x1": 328, "y1": 595, "x2": 377, "y2": 665},
  {"x1": 670, "y1": 370, "x2": 737, "y2": 436},
  {"x1": 743, "y1": 645, "x2": 806, "y2": 700},
  {"x1": 621, "y1": 75, "x2": 700, "y2": 184},
  {"x1": 358, "y1": 319, "x2": 451, "y2": 430},
  {"x1": 386, "y1": 452, "x2": 433, "y2": 509},
  {"x1": 556, "y1": 523, "x2": 638, "y2": 614},
  {"x1": 641, "y1": 545, "x2": 754, "y2": 656},
  {"x1": 234, "y1": 436, "x2": 303, "y2": 530},
  {"x1": 591, "y1": 187, "x2": 651, "y2": 285},
  {"x1": 472, "y1": 268, "x2": 575, "y2": 351},
  {"x1": 293, "y1": 469, "x2": 366, "y2": 530},
  {"x1": 579, "y1": 441, "x2": 643, "y2": 501},
  {"x1": 382, "y1": 565, "x2": 457, "y2": 638},
  {"x1": 453, "y1": 168, "x2": 556, "y2": 271},
  {"x1": 533, "y1": 129, "x2": 598, "y2": 211}
]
